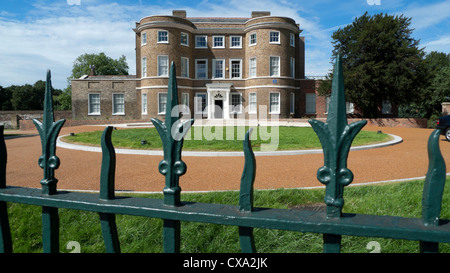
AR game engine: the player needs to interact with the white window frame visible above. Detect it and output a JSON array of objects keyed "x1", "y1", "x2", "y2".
[
  {"x1": 195, "y1": 35, "x2": 208, "y2": 48},
  {"x1": 194, "y1": 92, "x2": 208, "y2": 114},
  {"x1": 230, "y1": 59, "x2": 243, "y2": 79},
  {"x1": 212, "y1": 59, "x2": 225, "y2": 79},
  {"x1": 157, "y1": 30, "x2": 169, "y2": 44},
  {"x1": 158, "y1": 55, "x2": 169, "y2": 77},
  {"x1": 181, "y1": 93, "x2": 189, "y2": 108},
  {"x1": 248, "y1": 92, "x2": 257, "y2": 114},
  {"x1": 141, "y1": 93, "x2": 148, "y2": 115},
  {"x1": 249, "y1": 32, "x2": 257, "y2": 46},
  {"x1": 141, "y1": 57, "x2": 147, "y2": 78},
  {"x1": 249, "y1": 57, "x2": 257, "y2": 78},
  {"x1": 270, "y1": 56, "x2": 280, "y2": 77},
  {"x1": 158, "y1": 92, "x2": 167, "y2": 115},
  {"x1": 269, "y1": 31, "x2": 280, "y2": 44},
  {"x1": 305, "y1": 93, "x2": 316, "y2": 114},
  {"x1": 88, "y1": 93, "x2": 100, "y2": 115},
  {"x1": 141, "y1": 32, "x2": 147, "y2": 46},
  {"x1": 269, "y1": 92, "x2": 280, "y2": 114},
  {"x1": 290, "y1": 33, "x2": 295, "y2": 47},
  {"x1": 230, "y1": 36, "x2": 242, "y2": 48},
  {"x1": 213, "y1": 35, "x2": 225, "y2": 48},
  {"x1": 195, "y1": 59, "x2": 208, "y2": 79},
  {"x1": 181, "y1": 57, "x2": 189, "y2": 78},
  {"x1": 112, "y1": 93, "x2": 125, "y2": 115},
  {"x1": 290, "y1": 93, "x2": 295, "y2": 114},
  {"x1": 230, "y1": 92, "x2": 243, "y2": 114},
  {"x1": 290, "y1": 57, "x2": 295, "y2": 78},
  {"x1": 180, "y1": 32, "x2": 189, "y2": 46}
]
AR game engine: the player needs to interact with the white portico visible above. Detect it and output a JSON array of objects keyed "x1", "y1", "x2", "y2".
[{"x1": 206, "y1": 83, "x2": 233, "y2": 119}]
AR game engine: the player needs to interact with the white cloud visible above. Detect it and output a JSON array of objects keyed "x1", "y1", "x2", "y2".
[
  {"x1": 403, "y1": 0, "x2": 450, "y2": 30},
  {"x1": 0, "y1": 0, "x2": 336, "y2": 89},
  {"x1": 423, "y1": 36, "x2": 450, "y2": 53}
]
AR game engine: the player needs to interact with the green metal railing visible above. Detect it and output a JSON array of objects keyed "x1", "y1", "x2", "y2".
[{"x1": 0, "y1": 56, "x2": 449, "y2": 253}]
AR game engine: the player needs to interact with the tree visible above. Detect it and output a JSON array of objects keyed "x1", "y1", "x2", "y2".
[
  {"x1": 319, "y1": 12, "x2": 426, "y2": 118},
  {"x1": 8, "y1": 80, "x2": 62, "y2": 110},
  {"x1": 0, "y1": 86, "x2": 12, "y2": 110},
  {"x1": 398, "y1": 51, "x2": 450, "y2": 120},
  {"x1": 70, "y1": 52, "x2": 129, "y2": 79}
]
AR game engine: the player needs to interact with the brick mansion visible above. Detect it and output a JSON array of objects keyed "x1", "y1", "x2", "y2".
[{"x1": 71, "y1": 10, "x2": 326, "y2": 121}]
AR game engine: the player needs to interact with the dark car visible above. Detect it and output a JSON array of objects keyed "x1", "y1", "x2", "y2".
[{"x1": 437, "y1": 115, "x2": 450, "y2": 141}]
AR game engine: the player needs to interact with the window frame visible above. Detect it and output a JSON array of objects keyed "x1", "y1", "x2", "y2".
[
  {"x1": 195, "y1": 59, "x2": 208, "y2": 79},
  {"x1": 195, "y1": 35, "x2": 208, "y2": 48},
  {"x1": 88, "y1": 93, "x2": 101, "y2": 116},
  {"x1": 112, "y1": 93, "x2": 125, "y2": 115},
  {"x1": 248, "y1": 92, "x2": 257, "y2": 114},
  {"x1": 141, "y1": 32, "x2": 147, "y2": 46},
  {"x1": 141, "y1": 57, "x2": 147, "y2": 78},
  {"x1": 157, "y1": 30, "x2": 169, "y2": 44},
  {"x1": 212, "y1": 35, "x2": 225, "y2": 49},
  {"x1": 230, "y1": 58, "x2": 243, "y2": 79},
  {"x1": 141, "y1": 92, "x2": 148, "y2": 115},
  {"x1": 181, "y1": 93, "x2": 189, "y2": 108},
  {"x1": 180, "y1": 32, "x2": 189, "y2": 46},
  {"x1": 194, "y1": 92, "x2": 208, "y2": 115},
  {"x1": 305, "y1": 93, "x2": 316, "y2": 114},
  {"x1": 269, "y1": 31, "x2": 280, "y2": 44},
  {"x1": 249, "y1": 57, "x2": 257, "y2": 78},
  {"x1": 157, "y1": 55, "x2": 169, "y2": 77},
  {"x1": 158, "y1": 92, "x2": 168, "y2": 115},
  {"x1": 290, "y1": 33, "x2": 295, "y2": 47},
  {"x1": 290, "y1": 57, "x2": 295, "y2": 78},
  {"x1": 290, "y1": 93, "x2": 295, "y2": 114},
  {"x1": 269, "y1": 56, "x2": 280, "y2": 77},
  {"x1": 249, "y1": 32, "x2": 257, "y2": 46},
  {"x1": 181, "y1": 57, "x2": 189, "y2": 78},
  {"x1": 230, "y1": 35, "x2": 242, "y2": 49},
  {"x1": 269, "y1": 92, "x2": 280, "y2": 114},
  {"x1": 230, "y1": 92, "x2": 243, "y2": 114},
  {"x1": 212, "y1": 59, "x2": 225, "y2": 79}
]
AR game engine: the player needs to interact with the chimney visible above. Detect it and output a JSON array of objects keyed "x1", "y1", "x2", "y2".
[
  {"x1": 251, "y1": 11, "x2": 271, "y2": 18},
  {"x1": 172, "y1": 10, "x2": 187, "y2": 18},
  {"x1": 89, "y1": 65, "x2": 96, "y2": 76}
]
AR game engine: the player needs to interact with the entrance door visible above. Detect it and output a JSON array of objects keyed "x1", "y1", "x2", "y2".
[{"x1": 214, "y1": 100, "x2": 223, "y2": 119}]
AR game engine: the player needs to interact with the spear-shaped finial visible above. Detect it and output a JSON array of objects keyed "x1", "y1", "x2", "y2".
[
  {"x1": 151, "y1": 62, "x2": 194, "y2": 206},
  {"x1": 308, "y1": 55, "x2": 367, "y2": 218},
  {"x1": 33, "y1": 70, "x2": 66, "y2": 195}
]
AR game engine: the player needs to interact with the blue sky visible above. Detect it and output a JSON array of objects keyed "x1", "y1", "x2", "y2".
[{"x1": 1, "y1": 0, "x2": 449, "y2": 89}]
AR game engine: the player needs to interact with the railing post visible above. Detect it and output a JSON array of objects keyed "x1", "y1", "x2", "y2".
[
  {"x1": 99, "y1": 126, "x2": 121, "y2": 253},
  {"x1": 32, "y1": 70, "x2": 65, "y2": 253},
  {"x1": 309, "y1": 55, "x2": 367, "y2": 252},
  {"x1": 238, "y1": 128, "x2": 257, "y2": 253},
  {"x1": 420, "y1": 129, "x2": 447, "y2": 253},
  {"x1": 0, "y1": 125, "x2": 12, "y2": 253},
  {"x1": 151, "y1": 62, "x2": 194, "y2": 253}
]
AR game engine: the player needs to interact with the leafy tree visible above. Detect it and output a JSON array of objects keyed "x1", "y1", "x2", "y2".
[
  {"x1": 54, "y1": 86, "x2": 72, "y2": 110},
  {"x1": 70, "y1": 52, "x2": 129, "y2": 79},
  {"x1": 8, "y1": 80, "x2": 62, "y2": 110},
  {"x1": 0, "y1": 86, "x2": 12, "y2": 110},
  {"x1": 398, "y1": 51, "x2": 450, "y2": 121},
  {"x1": 319, "y1": 12, "x2": 426, "y2": 118}
]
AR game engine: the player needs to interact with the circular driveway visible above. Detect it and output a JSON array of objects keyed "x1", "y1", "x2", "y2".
[{"x1": 4, "y1": 124, "x2": 450, "y2": 193}]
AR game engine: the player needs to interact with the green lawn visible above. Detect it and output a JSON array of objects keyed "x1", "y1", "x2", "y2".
[
  {"x1": 62, "y1": 126, "x2": 392, "y2": 151},
  {"x1": 6, "y1": 179, "x2": 450, "y2": 253}
]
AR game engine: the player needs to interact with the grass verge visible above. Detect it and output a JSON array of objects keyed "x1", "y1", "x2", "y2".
[
  {"x1": 62, "y1": 126, "x2": 392, "y2": 151},
  {"x1": 6, "y1": 179, "x2": 450, "y2": 253}
]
